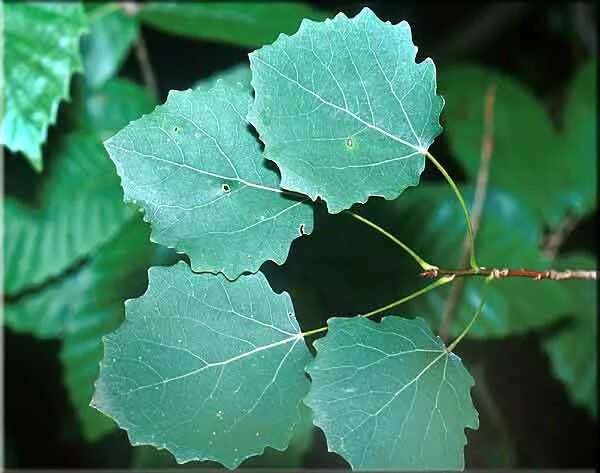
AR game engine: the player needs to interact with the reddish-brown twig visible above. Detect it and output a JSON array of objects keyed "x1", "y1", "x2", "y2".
[
  {"x1": 542, "y1": 212, "x2": 581, "y2": 261},
  {"x1": 439, "y1": 83, "x2": 496, "y2": 341},
  {"x1": 421, "y1": 267, "x2": 597, "y2": 281},
  {"x1": 134, "y1": 34, "x2": 159, "y2": 101}
]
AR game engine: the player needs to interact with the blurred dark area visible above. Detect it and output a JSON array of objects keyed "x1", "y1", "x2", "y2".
[{"x1": 3, "y1": 1, "x2": 597, "y2": 469}]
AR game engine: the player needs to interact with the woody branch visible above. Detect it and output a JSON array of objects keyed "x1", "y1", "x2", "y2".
[{"x1": 421, "y1": 267, "x2": 597, "y2": 280}]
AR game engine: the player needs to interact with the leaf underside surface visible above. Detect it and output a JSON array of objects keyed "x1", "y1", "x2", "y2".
[
  {"x1": 305, "y1": 316, "x2": 478, "y2": 470},
  {"x1": 92, "y1": 262, "x2": 312, "y2": 468},
  {"x1": 104, "y1": 81, "x2": 313, "y2": 279},
  {"x1": 2, "y1": 2, "x2": 87, "y2": 170},
  {"x1": 249, "y1": 7, "x2": 443, "y2": 213},
  {"x1": 131, "y1": 402, "x2": 314, "y2": 469}
]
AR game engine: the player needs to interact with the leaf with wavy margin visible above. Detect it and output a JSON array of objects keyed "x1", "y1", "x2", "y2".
[
  {"x1": 92, "y1": 262, "x2": 312, "y2": 468},
  {"x1": 104, "y1": 81, "x2": 313, "y2": 279},
  {"x1": 305, "y1": 316, "x2": 478, "y2": 470},
  {"x1": 249, "y1": 7, "x2": 443, "y2": 213}
]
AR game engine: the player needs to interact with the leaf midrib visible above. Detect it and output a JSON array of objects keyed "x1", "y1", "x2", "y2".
[{"x1": 251, "y1": 55, "x2": 423, "y2": 153}]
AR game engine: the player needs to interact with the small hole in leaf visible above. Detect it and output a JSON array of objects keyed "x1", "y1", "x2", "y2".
[
  {"x1": 299, "y1": 224, "x2": 305, "y2": 236},
  {"x1": 345, "y1": 137, "x2": 353, "y2": 149},
  {"x1": 221, "y1": 183, "x2": 231, "y2": 193},
  {"x1": 173, "y1": 126, "x2": 181, "y2": 133}
]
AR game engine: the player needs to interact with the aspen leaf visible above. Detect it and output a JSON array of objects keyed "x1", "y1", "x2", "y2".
[
  {"x1": 249, "y1": 7, "x2": 443, "y2": 213},
  {"x1": 104, "y1": 81, "x2": 313, "y2": 279},
  {"x1": 93, "y1": 262, "x2": 312, "y2": 468},
  {"x1": 306, "y1": 316, "x2": 478, "y2": 470}
]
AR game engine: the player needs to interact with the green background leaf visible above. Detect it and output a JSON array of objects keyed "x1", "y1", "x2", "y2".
[
  {"x1": 543, "y1": 252, "x2": 597, "y2": 418},
  {"x1": 137, "y1": 2, "x2": 328, "y2": 48},
  {"x1": 83, "y1": 78, "x2": 156, "y2": 139},
  {"x1": 249, "y1": 7, "x2": 443, "y2": 213},
  {"x1": 5, "y1": 217, "x2": 152, "y2": 439},
  {"x1": 285, "y1": 183, "x2": 572, "y2": 340},
  {"x1": 4, "y1": 131, "x2": 135, "y2": 295},
  {"x1": 374, "y1": 184, "x2": 571, "y2": 338},
  {"x1": 1, "y1": 2, "x2": 88, "y2": 170},
  {"x1": 59, "y1": 218, "x2": 152, "y2": 441},
  {"x1": 92, "y1": 262, "x2": 312, "y2": 468},
  {"x1": 306, "y1": 316, "x2": 478, "y2": 470},
  {"x1": 559, "y1": 61, "x2": 597, "y2": 217},
  {"x1": 193, "y1": 63, "x2": 252, "y2": 92},
  {"x1": 81, "y1": 7, "x2": 138, "y2": 89},
  {"x1": 105, "y1": 81, "x2": 313, "y2": 278},
  {"x1": 440, "y1": 63, "x2": 597, "y2": 226}
]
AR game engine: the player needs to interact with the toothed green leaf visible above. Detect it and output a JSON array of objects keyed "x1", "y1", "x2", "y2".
[
  {"x1": 193, "y1": 63, "x2": 251, "y2": 92},
  {"x1": 249, "y1": 7, "x2": 443, "y2": 213},
  {"x1": 130, "y1": 402, "x2": 314, "y2": 468},
  {"x1": 1, "y1": 2, "x2": 87, "y2": 170},
  {"x1": 92, "y1": 262, "x2": 312, "y2": 468},
  {"x1": 104, "y1": 81, "x2": 313, "y2": 279},
  {"x1": 305, "y1": 316, "x2": 478, "y2": 470}
]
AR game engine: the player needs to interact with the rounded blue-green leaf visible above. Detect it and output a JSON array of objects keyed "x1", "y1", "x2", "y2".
[
  {"x1": 92, "y1": 262, "x2": 312, "y2": 468},
  {"x1": 305, "y1": 316, "x2": 478, "y2": 470},
  {"x1": 104, "y1": 81, "x2": 313, "y2": 279},
  {"x1": 249, "y1": 7, "x2": 443, "y2": 213},
  {"x1": 193, "y1": 63, "x2": 251, "y2": 92}
]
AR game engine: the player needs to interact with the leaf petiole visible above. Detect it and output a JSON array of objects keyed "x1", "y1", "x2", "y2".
[
  {"x1": 300, "y1": 276, "x2": 455, "y2": 338},
  {"x1": 344, "y1": 210, "x2": 438, "y2": 271},
  {"x1": 87, "y1": 2, "x2": 123, "y2": 21},
  {"x1": 361, "y1": 275, "x2": 455, "y2": 319},
  {"x1": 421, "y1": 148, "x2": 479, "y2": 270},
  {"x1": 446, "y1": 292, "x2": 487, "y2": 352}
]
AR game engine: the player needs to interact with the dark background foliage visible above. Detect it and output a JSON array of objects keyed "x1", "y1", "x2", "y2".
[{"x1": 3, "y1": 1, "x2": 597, "y2": 469}]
